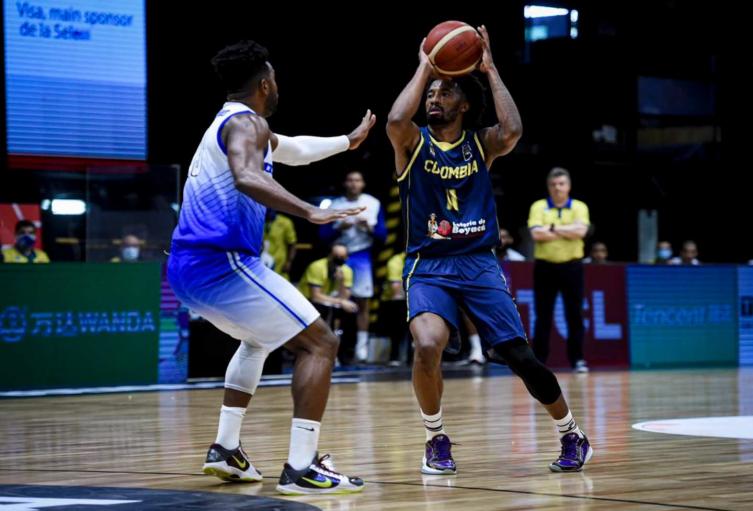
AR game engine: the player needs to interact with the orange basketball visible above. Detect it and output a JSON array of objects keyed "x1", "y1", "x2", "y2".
[{"x1": 423, "y1": 21, "x2": 483, "y2": 77}]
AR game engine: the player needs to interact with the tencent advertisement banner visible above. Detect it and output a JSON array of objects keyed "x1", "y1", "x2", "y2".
[
  {"x1": 627, "y1": 265, "x2": 738, "y2": 368},
  {"x1": 0, "y1": 263, "x2": 160, "y2": 390},
  {"x1": 504, "y1": 262, "x2": 629, "y2": 368}
]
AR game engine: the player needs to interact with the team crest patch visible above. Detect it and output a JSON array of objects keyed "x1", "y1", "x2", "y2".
[{"x1": 462, "y1": 141, "x2": 472, "y2": 161}]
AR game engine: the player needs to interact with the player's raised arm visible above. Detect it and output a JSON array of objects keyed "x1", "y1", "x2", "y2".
[
  {"x1": 270, "y1": 109, "x2": 376, "y2": 166},
  {"x1": 386, "y1": 40, "x2": 432, "y2": 176},
  {"x1": 225, "y1": 114, "x2": 364, "y2": 224},
  {"x1": 476, "y1": 25, "x2": 523, "y2": 164}
]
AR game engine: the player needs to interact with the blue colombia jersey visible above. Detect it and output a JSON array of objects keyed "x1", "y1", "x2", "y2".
[{"x1": 398, "y1": 126, "x2": 500, "y2": 257}]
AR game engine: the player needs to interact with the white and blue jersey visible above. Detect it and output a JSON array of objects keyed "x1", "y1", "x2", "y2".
[
  {"x1": 168, "y1": 102, "x2": 319, "y2": 349},
  {"x1": 171, "y1": 102, "x2": 273, "y2": 255}
]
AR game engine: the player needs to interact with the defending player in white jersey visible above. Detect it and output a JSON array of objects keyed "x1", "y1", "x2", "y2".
[{"x1": 168, "y1": 40, "x2": 375, "y2": 495}]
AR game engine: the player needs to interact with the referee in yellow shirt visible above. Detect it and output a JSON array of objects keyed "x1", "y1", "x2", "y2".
[{"x1": 528, "y1": 167, "x2": 590, "y2": 373}]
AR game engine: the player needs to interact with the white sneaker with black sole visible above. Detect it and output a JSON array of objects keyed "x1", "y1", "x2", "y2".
[{"x1": 276, "y1": 454, "x2": 364, "y2": 495}]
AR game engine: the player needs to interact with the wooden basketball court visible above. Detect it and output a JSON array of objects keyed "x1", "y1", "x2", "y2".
[{"x1": 1, "y1": 368, "x2": 751, "y2": 510}]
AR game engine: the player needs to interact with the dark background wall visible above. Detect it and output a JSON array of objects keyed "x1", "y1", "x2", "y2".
[{"x1": 4, "y1": 1, "x2": 748, "y2": 262}]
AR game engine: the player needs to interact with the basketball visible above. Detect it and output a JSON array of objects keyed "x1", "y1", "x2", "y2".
[
  {"x1": 423, "y1": 20, "x2": 483, "y2": 76},
  {"x1": 438, "y1": 219, "x2": 452, "y2": 237}
]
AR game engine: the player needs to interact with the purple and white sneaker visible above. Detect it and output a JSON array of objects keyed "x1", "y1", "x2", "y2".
[
  {"x1": 421, "y1": 434, "x2": 457, "y2": 475},
  {"x1": 549, "y1": 432, "x2": 593, "y2": 472}
]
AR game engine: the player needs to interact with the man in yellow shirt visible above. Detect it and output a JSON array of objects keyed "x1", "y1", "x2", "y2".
[
  {"x1": 528, "y1": 168, "x2": 589, "y2": 373},
  {"x1": 299, "y1": 244, "x2": 359, "y2": 363},
  {"x1": 298, "y1": 243, "x2": 358, "y2": 314},
  {"x1": 263, "y1": 210, "x2": 297, "y2": 280},
  {"x1": 2, "y1": 220, "x2": 50, "y2": 263}
]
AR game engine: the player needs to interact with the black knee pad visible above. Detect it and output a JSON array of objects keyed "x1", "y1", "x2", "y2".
[{"x1": 493, "y1": 338, "x2": 562, "y2": 405}]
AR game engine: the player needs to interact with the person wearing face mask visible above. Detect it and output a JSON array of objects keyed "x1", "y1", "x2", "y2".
[
  {"x1": 298, "y1": 243, "x2": 359, "y2": 316},
  {"x1": 111, "y1": 234, "x2": 143, "y2": 263},
  {"x1": 298, "y1": 243, "x2": 360, "y2": 363},
  {"x1": 2, "y1": 220, "x2": 50, "y2": 263},
  {"x1": 654, "y1": 241, "x2": 674, "y2": 264}
]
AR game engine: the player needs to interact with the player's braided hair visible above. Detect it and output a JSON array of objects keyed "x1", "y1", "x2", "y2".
[{"x1": 211, "y1": 40, "x2": 270, "y2": 95}]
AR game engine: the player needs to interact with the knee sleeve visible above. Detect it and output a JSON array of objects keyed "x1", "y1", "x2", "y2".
[
  {"x1": 224, "y1": 341, "x2": 269, "y2": 395},
  {"x1": 494, "y1": 339, "x2": 561, "y2": 405}
]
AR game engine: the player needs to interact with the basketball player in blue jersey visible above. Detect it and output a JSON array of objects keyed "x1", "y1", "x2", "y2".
[
  {"x1": 386, "y1": 26, "x2": 592, "y2": 475},
  {"x1": 168, "y1": 40, "x2": 376, "y2": 495}
]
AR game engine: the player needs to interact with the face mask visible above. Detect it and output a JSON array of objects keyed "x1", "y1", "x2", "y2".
[
  {"x1": 122, "y1": 246, "x2": 140, "y2": 262},
  {"x1": 332, "y1": 257, "x2": 347, "y2": 267},
  {"x1": 657, "y1": 248, "x2": 672, "y2": 260},
  {"x1": 16, "y1": 234, "x2": 36, "y2": 250}
]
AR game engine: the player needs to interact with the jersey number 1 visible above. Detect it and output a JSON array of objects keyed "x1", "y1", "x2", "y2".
[{"x1": 446, "y1": 189, "x2": 459, "y2": 212}]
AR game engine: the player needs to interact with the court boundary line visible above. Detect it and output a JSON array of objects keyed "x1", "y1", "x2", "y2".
[{"x1": 0, "y1": 468, "x2": 731, "y2": 511}]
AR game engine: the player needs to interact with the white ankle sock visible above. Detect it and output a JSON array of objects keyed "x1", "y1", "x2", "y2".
[
  {"x1": 469, "y1": 334, "x2": 483, "y2": 356},
  {"x1": 554, "y1": 411, "x2": 583, "y2": 438},
  {"x1": 421, "y1": 409, "x2": 445, "y2": 441},
  {"x1": 288, "y1": 418, "x2": 321, "y2": 470},
  {"x1": 215, "y1": 405, "x2": 246, "y2": 449}
]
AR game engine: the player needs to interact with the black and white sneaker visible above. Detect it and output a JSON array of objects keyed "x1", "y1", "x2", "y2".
[
  {"x1": 276, "y1": 454, "x2": 364, "y2": 495},
  {"x1": 202, "y1": 443, "x2": 262, "y2": 482}
]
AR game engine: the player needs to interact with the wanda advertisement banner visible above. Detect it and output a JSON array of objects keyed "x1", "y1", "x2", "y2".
[{"x1": 502, "y1": 262, "x2": 629, "y2": 368}]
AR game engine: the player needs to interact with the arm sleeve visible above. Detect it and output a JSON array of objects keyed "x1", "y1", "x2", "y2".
[
  {"x1": 272, "y1": 134, "x2": 350, "y2": 166},
  {"x1": 343, "y1": 266, "x2": 354, "y2": 288}
]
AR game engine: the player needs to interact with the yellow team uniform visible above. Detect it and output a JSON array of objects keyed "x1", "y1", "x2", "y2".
[{"x1": 298, "y1": 258, "x2": 353, "y2": 300}]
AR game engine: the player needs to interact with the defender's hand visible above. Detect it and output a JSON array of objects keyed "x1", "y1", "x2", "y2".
[
  {"x1": 307, "y1": 206, "x2": 366, "y2": 225},
  {"x1": 347, "y1": 109, "x2": 376, "y2": 150}
]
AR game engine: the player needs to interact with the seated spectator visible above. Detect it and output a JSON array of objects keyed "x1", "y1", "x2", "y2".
[
  {"x1": 2, "y1": 220, "x2": 50, "y2": 263},
  {"x1": 583, "y1": 241, "x2": 608, "y2": 264},
  {"x1": 669, "y1": 240, "x2": 700, "y2": 265},
  {"x1": 654, "y1": 241, "x2": 673, "y2": 264},
  {"x1": 299, "y1": 243, "x2": 359, "y2": 363},
  {"x1": 498, "y1": 228, "x2": 525, "y2": 261},
  {"x1": 111, "y1": 234, "x2": 143, "y2": 263},
  {"x1": 298, "y1": 242, "x2": 359, "y2": 316}
]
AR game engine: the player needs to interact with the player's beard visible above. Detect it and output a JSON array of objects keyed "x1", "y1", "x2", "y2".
[
  {"x1": 427, "y1": 108, "x2": 458, "y2": 127},
  {"x1": 265, "y1": 91, "x2": 279, "y2": 116}
]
